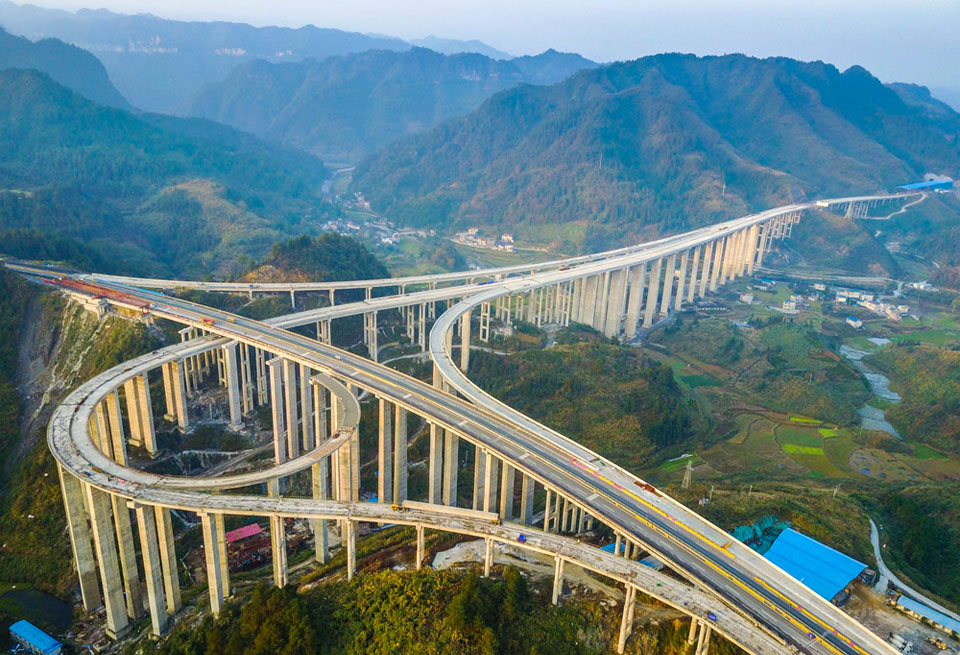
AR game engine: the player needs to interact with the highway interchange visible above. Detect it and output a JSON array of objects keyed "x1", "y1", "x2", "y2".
[{"x1": 21, "y1": 193, "x2": 917, "y2": 655}]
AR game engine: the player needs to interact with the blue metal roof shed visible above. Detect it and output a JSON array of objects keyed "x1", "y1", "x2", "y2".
[
  {"x1": 763, "y1": 528, "x2": 866, "y2": 602},
  {"x1": 896, "y1": 596, "x2": 960, "y2": 636},
  {"x1": 9, "y1": 620, "x2": 62, "y2": 655},
  {"x1": 898, "y1": 179, "x2": 954, "y2": 191}
]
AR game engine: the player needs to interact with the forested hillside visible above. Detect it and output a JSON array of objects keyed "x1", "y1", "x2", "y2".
[
  {"x1": 0, "y1": 26, "x2": 128, "y2": 108},
  {"x1": 354, "y1": 54, "x2": 960, "y2": 252},
  {"x1": 471, "y1": 333, "x2": 703, "y2": 470},
  {"x1": 184, "y1": 48, "x2": 596, "y2": 162},
  {"x1": 0, "y1": 68, "x2": 332, "y2": 277}
]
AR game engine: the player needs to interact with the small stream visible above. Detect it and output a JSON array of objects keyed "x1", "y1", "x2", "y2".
[{"x1": 839, "y1": 342, "x2": 901, "y2": 438}]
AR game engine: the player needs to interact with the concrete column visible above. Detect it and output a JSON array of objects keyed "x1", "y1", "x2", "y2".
[
  {"x1": 479, "y1": 301, "x2": 491, "y2": 342},
  {"x1": 415, "y1": 525, "x2": 425, "y2": 570},
  {"x1": 499, "y1": 463, "x2": 515, "y2": 520},
  {"x1": 240, "y1": 344, "x2": 253, "y2": 415},
  {"x1": 222, "y1": 343, "x2": 243, "y2": 430},
  {"x1": 393, "y1": 406, "x2": 408, "y2": 502},
  {"x1": 363, "y1": 311, "x2": 378, "y2": 360},
  {"x1": 155, "y1": 506, "x2": 181, "y2": 614},
  {"x1": 282, "y1": 359, "x2": 300, "y2": 459},
  {"x1": 418, "y1": 304, "x2": 427, "y2": 351},
  {"x1": 312, "y1": 380, "x2": 328, "y2": 445},
  {"x1": 110, "y1": 496, "x2": 143, "y2": 619},
  {"x1": 299, "y1": 365, "x2": 315, "y2": 451},
  {"x1": 660, "y1": 253, "x2": 676, "y2": 315},
  {"x1": 105, "y1": 392, "x2": 127, "y2": 466},
  {"x1": 552, "y1": 556, "x2": 565, "y2": 605},
  {"x1": 543, "y1": 489, "x2": 552, "y2": 531},
  {"x1": 214, "y1": 513, "x2": 230, "y2": 598},
  {"x1": 442, "y1": 430, "x2": 459, "y2": 507},
  {"x1": 604, "y1": 268, "x2": 627, "y2": 337},
  {"x1": 624, "y1": 264, "x2": 646, "y2": 338},
  {"x1": 268, "y1": 358, "x2": 286, "y2": 464},
  {"x1": 643, "y1": 258, "x2": 662, "y2": 326},
  {"x1": 134, "y1": 504, "x2": 167, "y2": 636},
  {"x1": 483, "y1": 537, "x2": 494, "y2": 577},
  {"x1": 572, "y1": 278, "x2": 583, "y2": 322},
  {"x1": 428, "y1": 423, "x2": 442, "y2": 504},
  {"x1": 378, "y1": 397, "x2": 393, "y2": 503},
  {"x1": 57, "y1": 467, "x2": 101, "y2": 612},
  {"x1": 582, "y1": 275, "x2": 598, "y2": 324},
  {"x1": 617, "y1": 584, "x2": 637, "y2": 653},
  {"x1": 270, "y1": 515, "x2": 288, "y2": 588},
  {"x1": 137, "y1": 375, "x2": 157, "y2": 455},
  {"x1": 311, "y1": 462, "x2": 329, "y2": 564},
  {"x1": 520, "y1": 475, "x2": 535, "y2": 525},
  {"x1": 687, "y1": 617, "x2": 699, "y2": 645},
  {"x1": 482, "y1": 451, "x2": 499, "y2": 514},
  {"x1": 199, "y1": 513, "x2": 223, "y2": 616},
  {"x1": 344, "y1": 519, "x2": 357, "y2": 580},
  {"x1": 710, "y1": 238, "x2": 726, "y2": 291},
  {"x1": 84, "y1": 485, "x2": 129, "y2": 638},
  {"x1": 460, "y1": 311, "x2": 471, "y2": 371},
  {"x1": 161, "y1": 363, "x2": 176, "y2": 421},
  {"x1": 593, "y1": 271, "x2": 610, "y2": 329},
  {"x1": 675, "y1": 250, "x2": 690, "y2": 311},
  {"x1": 472, "y1": 448, "x2": 486, "y2": 510},
  {"x1": 699, "y1": 242, "x2": 714, "y2": 296},
  {"x1": 745, "y1": 224, "x2": 760, "y2": 274},
  {"x1": 123, "y1": 379, "x2": 143, "y2": 448},
  {"x1": 696, "y1": 624, "x2": 712, "y2": 655},
  {"x1": 688, "y1": 246, "x2": 701, "y2": 302}
]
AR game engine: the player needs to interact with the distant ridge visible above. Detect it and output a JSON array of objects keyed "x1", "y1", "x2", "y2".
[
  {"x1": 0, "y1": 25, "x2": 128, "y2": 108},
  {"x1": 353, "y1": 53, "x2": 960, "y2": 252},
  {"x1": 183, "y1": 47, "x2": 597, "y2": 162}
]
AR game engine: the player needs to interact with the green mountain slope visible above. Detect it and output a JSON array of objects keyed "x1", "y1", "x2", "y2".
[
  {"x1": 353, "y1": 54, "x2": 960, "y2": 252},
  {"x1": 0, "y1": 68, "x2": 330, "y2": 277},
  {"x1": 183, "y1": 48, "x2": 596, "y2": 162},
  {"x1": 0, "y1": 26, "x2": 128, "y2": 108}
]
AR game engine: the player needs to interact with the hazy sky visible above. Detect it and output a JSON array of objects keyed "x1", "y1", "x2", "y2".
[{"x1": 25, "y1": 0, "x2": 960, "y2": 89}]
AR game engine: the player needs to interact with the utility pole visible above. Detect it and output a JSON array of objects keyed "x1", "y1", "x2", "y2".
[{"x1": 682, "y1": 459, "x2": 693, "y2": 489}]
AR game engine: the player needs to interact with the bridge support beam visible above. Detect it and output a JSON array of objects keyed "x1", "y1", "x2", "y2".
[
  {"x1": 415, "y1": 525, "x2": 425, "y2": 570},
  {"x1": 105, "y1": 392, "x2": 127, "y2": 465},
  {"x1": 643, "y1": 258, "x2": 662, "y2": 326},
  {"x1": 499, "y1": 463, "x2": 515, "y2": 520},
  {"x1": 283, "y1": 359, "x2": 300, "y2": 460},
  {"x1": 617, "y1": 584, "x2": 637, "y2": 653},
  {"x1": 85, "y1": 485, "x2": 129, "y2": 638},
  {"x1": 483, "y1": 537, "x2": 494, "y2": 577},
  {"x1": 222, "y1": 342, "x2": 243, "y2": 430},
  {"x1": 393, "y1": 406, "x2": 408, "y2": 502},
  {"x1": 687, "y1": 617, "x2": 699, "y2": 645},
  {"x1": 271, "y1": 515, "x2": 288, "y2": 588},
  {"x1": 552, "y1": 556, "x2": 565, "y2": 605},
  {"x1": 134, "y1": 503, "x2": 167, "y2": 636},
  {"x1": 443, "y1": 431, "x2": 459, "y2": 506},
  {"x1": 710, "y1": 238, "x2": 725, "y2": 291},
  {"x1": 199, "y1": 512, "x2": 224, "y2": 616},
  {"x1": 378, "y1": 397, "x2": 393, "y2": 504},
  {"x1": 345, "y1": 519, "x2": 357, "y2": 580},
  {"x1": 267, "y1": 358, "x2": 286, "y2": 464},
  {"x1": 155, "y1": 507, "x2": 181, "y2": 614},
  {"x1": 675, "y1": 249, "x2": 690, "y2": 311},
  {"x1": 520, "y1": 474, "x2": 534, "y2": 524},
  {"x1": 624, "y1": 264, "x2": 645, "y2": 338},
  {"x1": 460, "y1": 311, "x2": 471, "y2": 371},
  {"x1": 687, "y1": 246, "x2": 701, "y2": 302},
  {"x1": 111, "y1": 496, "x2": 143, "y2": 619},
  {"x1": 57, "y1": 467, "x2": 101, "y2": 612},
  {"x1": 660, "y1": 253, "x2": 676, "y2": 315}
]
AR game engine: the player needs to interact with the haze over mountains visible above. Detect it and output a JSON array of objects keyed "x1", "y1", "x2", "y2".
[
  {"x1": 183, "y1": 47, "x2": 597, "y2": 162},
  {"x1": 0, "y1": 0, "x2": 540, "y2": 112},
  {"x1": 354, "y1": 54, "x2": 960, "y2": 252}
]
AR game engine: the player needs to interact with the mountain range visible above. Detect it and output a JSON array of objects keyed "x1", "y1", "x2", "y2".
[
  {"x1": 0, "y1": 25, "x2": 127, "y2": 107},
  {"x1": 183, "y1": 47, "x2": 597, "y2": 162},
  {"x1": 0, "y1": 68, "x2": 330, "y2": 277},
  {"x1": 353, "y1": 53, "x2": 960, "y2": 253},
  {"x1": 0, "y1": 1, "x2": 526, "y2": 113}
]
